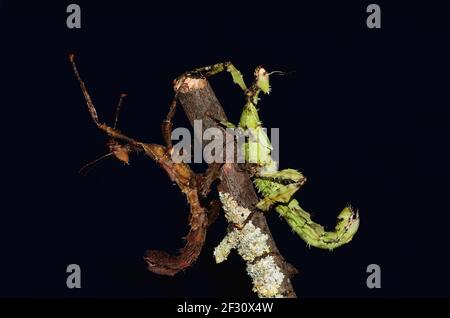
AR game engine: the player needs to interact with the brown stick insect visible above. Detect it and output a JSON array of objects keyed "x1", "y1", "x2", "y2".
[{"x1": 70, "y1": 54, "x2": 221, "y2": 276}]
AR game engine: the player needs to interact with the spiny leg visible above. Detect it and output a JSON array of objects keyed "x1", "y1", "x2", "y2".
[
  {"x1": 253, "y1": 173, "x2": 359, "y2": 250},
  {"x1": 198, "y1": 162, "x2": 223, "y2": 198},
  {"x1": 239, "y1": 66, "x2": 290, "y2": 129},
  {"x1": 257, "y1": 169, "x2": 304, "y2": 183},
  {"x1": 233, "y1": 62, "x2": 360, "y2": 250},
  {"x1": 253, "y1": 170, "x2": 306, "y2": 211},
  {"x1": 163, "y1": 72, "x2": 224, "y2": 195},
  {"x1": 160, "y1": 91, "x2": 224, "y2": 195},
  {"x1": 161, "y1": 93, "x2": 178, "y2": 149},
  {"x1": 77, "y1": 91, "x2": 129, "y2": 172},
  {"x1": 182, "y1": 62, "x2": 248, "y2": 92},
  {"x1": 238, "y1": 66, "x2": 274, "y2": 135},
  {"x1": 275, "y1": 200, "x2": 360, "y2": 250},
  {"x1": 184, "y1": 63, "x2": 278, "y2": 130},
  {"x1": 70, "y1": 53, "x2": 100, "y2": 127},
  {"x1": 69, "y1": 53, "x2": 143, "y2": 158},
  {"x1": 70, "y1": 54, "x2": 213, "y2": 275},
  {"x1": 177, "y1": 63, "x2": 247, "y2": 128},
  {"x1": 180, "y1": 63, "x2": 275, "y2": 132},
  {"x1": 206, "y1": 199, "x2": 221, "y2": 226}
]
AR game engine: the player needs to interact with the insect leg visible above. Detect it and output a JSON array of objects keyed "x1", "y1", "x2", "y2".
[
  {"x1": 254, "y1": 178, "x2": 304, "y2": 211},
  {"x1": 253, "y1": 173, "x2": 359, "y2": 249},
  {"x1": 182, "y1": 62, "x2": 248, "y2": 92},
  {"x1": 275, "y1": 201, "x2": 360, "y2": 250},
  {"x1": 69, "y1": 53, "x2": 100, "y2": 127},
  {"x1": 161, "y1": 93, "x2": 178, "y2": 148},
  {"x1": 69, "y1": 54, "x2": 141, "y2": 145},
  {"x1": 198, "y1": 162, "x2": 223, "y2": 198}
]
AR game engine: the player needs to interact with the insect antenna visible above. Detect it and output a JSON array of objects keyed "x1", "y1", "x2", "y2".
[
  {"x1": 268, "y1": 70, "x2": 295, "y2": 76},
  {"x1": 78, "y1": 152, "x2": 114, "y2": 175}
]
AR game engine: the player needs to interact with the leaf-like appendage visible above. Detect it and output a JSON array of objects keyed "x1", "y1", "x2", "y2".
[
  {"x1": 255, "y1": 183, "x2": 302, "y2": 211},
  {"x1": 276, "y1": 200, "x2": 360, "y2": 250}
]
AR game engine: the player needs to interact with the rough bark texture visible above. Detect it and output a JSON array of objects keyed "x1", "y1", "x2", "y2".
[{"x1": 176, "y1": 77, "x2": 297, "y2": 298}]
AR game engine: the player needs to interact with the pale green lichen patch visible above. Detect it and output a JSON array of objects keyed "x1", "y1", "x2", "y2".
[
  {"x1": 219, "y1": 192, "x2": 252, "y2": 227},
  {"x1": 213, "y1": 221, "x2": 270, "y2": 263},
  {"x1": 214, "y1": 230, "x2": 239, "y2": 263},
  {"x1": 215, "y1": 192, "x2": 283, "y2": 297},
  {"x1": 246, "y1": 255, "x2": 285, "y2": 298},
  {"x1": 236, "y1": 222, "x2": 270, "y2": 262}
]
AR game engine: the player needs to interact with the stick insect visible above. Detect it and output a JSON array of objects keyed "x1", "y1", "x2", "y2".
[
  {"x1": 70, "y1": 54, "x2": 220, "y2": 276},
  {"x1": 179, "y1": 62, "x2": 360, "y2": 250},
  {"x1": 72, "y1": 55, "x2": 359, "y2": 280}
]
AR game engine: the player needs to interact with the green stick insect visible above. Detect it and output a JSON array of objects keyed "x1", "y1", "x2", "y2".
[{"x1": 183, "y1": 62, "x2": 360, "y2": 250}]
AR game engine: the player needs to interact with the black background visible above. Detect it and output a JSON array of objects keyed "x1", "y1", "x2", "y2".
[{"x1": 1, "y1": 1, "x2": 449, "y2": 298}]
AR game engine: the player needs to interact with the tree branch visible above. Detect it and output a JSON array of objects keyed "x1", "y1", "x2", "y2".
[{"x1": 175, "y1": 76, "x2": 298, "y2": 298}]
